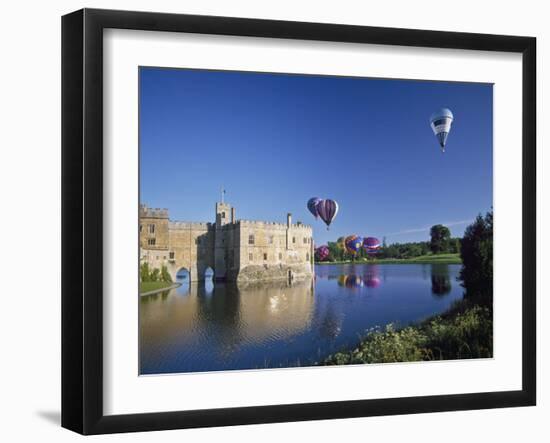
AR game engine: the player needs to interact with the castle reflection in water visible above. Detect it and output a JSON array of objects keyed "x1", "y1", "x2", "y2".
[{"x1": 140, "y1": 263, "x2": 459, "y2": 374}]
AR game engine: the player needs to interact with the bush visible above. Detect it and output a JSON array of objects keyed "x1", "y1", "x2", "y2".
[
  {"x1": 141, "y1": 263, "x2": 173, "y2": 283},
  {"x1": 160, "y1": 265, "x2": 172, "y2": 283},
  {"x1": 323, "y1": 301, "x2": 493, "y2": 365},
  {"x1": 150, "y1": 268, "x2": 160, "y2": 282},
  {"x1": 140, "y1": 262, "x2": 151, "y2": 282}
]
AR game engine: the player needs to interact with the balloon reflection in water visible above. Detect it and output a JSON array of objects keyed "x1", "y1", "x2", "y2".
[
  {"x1": 363, "y1": 265, "x2": 382, "y2": 288},
  {"x1": 336, "y1": 273, "x2": 383, "y2": 290},
  {"x1": 337, "y1": 274, "x2": 348, "y2": 287},
  {"x1": 345, "y1": 275, "x2": 363, "y2": 289}
]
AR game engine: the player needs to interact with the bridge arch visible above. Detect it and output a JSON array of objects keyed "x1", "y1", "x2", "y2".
[
  {"x1": 203, "y1": 266, "x2": 215, "y2": 293},
  {"x1": 175, "y1": 267, "x2": 191, "y2": 284},
  {"x1": 204, "y1": 266, "x2": 215, "y2": 280}
]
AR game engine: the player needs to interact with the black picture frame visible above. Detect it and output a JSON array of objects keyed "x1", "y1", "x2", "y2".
[{"x1": 62, "y1": 8, "x2": 536, "y2": 435}]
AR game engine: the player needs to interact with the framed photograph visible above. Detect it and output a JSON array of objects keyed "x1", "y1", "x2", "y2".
[{"x1": 62, "y1": 8, "x2": 536, "y2": 434}]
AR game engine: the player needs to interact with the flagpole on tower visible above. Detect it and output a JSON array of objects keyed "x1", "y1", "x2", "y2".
[{"x1": 221, "y1": 187, "x2": 226, "y2": 203}]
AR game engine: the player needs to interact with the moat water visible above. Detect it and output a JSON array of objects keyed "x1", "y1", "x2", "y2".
[{"x1": 139, "y1": 263, "x2": 463, "y2": 374}]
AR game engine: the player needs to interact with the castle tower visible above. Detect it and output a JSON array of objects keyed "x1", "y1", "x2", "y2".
[
  {"x1": 214, "y1": 201, "x2": 233, "y2": 280},
  {"x1": 139, "y1": 204, "x2": 169, "y2": 250},
  {"x1": 215, "y1": 202, "x2": 231, "y2": 226}
]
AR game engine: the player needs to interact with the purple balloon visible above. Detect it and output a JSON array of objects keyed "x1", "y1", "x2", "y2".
[
  {"x1": 315, "y1": 245, "x2": 330, "y2": 261},
  {"x1": 363, "y1": 237, "x2": 381, "y2": 252},
  {"x1": 317, "y1": 199, "x2": 339, "y2": 229},
  {"x1": 307, "y1": 197, "x2": 321, "y2": 219}
]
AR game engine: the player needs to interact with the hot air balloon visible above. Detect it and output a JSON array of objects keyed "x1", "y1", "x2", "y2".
[
  {"x1": 345, "y1": 235, "x2": 364, "y2": 256},
  {"x1": 362, "y1": 237, "x2": 381, "y2": 258},
  {"x1": 315, "y1": 245, "x2": 330, "y2": 262},
  {"x1": 363, "y1": 237, "x2": 381, "y2": 251},
  {"x1": 317, "y1": 199, "x2": 339, "y2": 230},
  {"x1": 429, "y1": 107, "x2": 454, "y2": 152},
  {"x1": 307, "y1": 197, "x2": 321, "y2": 219}
]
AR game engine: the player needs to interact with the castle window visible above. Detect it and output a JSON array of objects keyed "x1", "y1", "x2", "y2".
[
  {"x1": 263, "y1": 253, "x2": 267, "y2": 260},
  {"x1": 292, "y1": 237, "x2": 296, "y2": 244},
  {"x1": 222, "y1": 211, "x2": 226, "y2": 218},
  {"x1": 268, "y1": 235, "x2": 274, "y2": 244},
  {"x1": 249, "y1": 253, "x2": 253, "y2": 261},
  {"x1": 147, "y1": 238, "x2": 156, "y2": 246},
  {"x1": 148, "y1": 224, "x2": 155, "y2": 234},
  {"x1": 169, "y1": 251, "x2": 175, "y2": 259},
  {"x1": 279, "y1": 253, "x2": 282, "y2": 260},
  {"x1": 303, "y1": 237, "x2": 307, "y2": 244},
  {"x1": 248, "y1": 234, "x2": 255, "y2": 245},
  {"x1": 306, "y1": 253, "x2": 310, "y2": 261}
]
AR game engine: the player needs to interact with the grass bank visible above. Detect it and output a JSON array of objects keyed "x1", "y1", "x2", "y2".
[
  {"x1": 139, "y1": 281, "x2": 175, "y2": 295},
  {"x1": 315, "y1": 253, "x2": 461, "y2": 265},
  {"x1": 322, "y1": 297, "x2": 492, "y2": 365}
]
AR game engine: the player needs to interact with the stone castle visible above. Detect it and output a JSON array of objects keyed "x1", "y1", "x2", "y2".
[{"x1": 139, "y1": 202, "x2": 314, "y2": 283}]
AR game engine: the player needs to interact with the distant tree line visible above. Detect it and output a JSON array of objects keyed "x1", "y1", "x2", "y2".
[{"x1": 323, "y1": 226, "x2": 461, "y2": 262}]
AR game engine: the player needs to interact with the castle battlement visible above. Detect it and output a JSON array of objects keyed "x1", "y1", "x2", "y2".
[
  {"x1": 140, "y1": 204, "x2": 169, "y2": 219},
  {"x1": 237, "y1": 220, "x2": 312, "y2": 230},
  {"x1": 169, "y1": 221, "x2": 213, "y2": 230}
]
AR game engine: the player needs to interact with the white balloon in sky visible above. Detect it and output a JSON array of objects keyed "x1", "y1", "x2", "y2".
[{"x1": 429, "y1": 108, "x2": 454, "y2": 152}]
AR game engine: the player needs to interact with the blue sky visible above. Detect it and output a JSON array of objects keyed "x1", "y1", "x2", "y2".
[{"x1": 139, "y1": 67, "x2": 492, "y2": 245}]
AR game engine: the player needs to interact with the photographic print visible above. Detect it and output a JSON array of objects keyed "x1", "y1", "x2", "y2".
[{"x1": 138, "y1": 67, "x2": 493, "y2": 375}]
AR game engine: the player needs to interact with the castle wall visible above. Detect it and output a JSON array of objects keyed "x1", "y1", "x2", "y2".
[
  {"x1": 168, "y1": 222, "x2": 215, "y2": 281},
  {"x1": 140, "y1": 203, "x2": 314, "y2": 284},
  {"x1": 139, "y1": 206, "x2": 170, "y2": 250},
  {"x1": 139, "y1": 206, "x2": 171, "y2": 273},
  {"x1": 235, "y1": 220, "x2": 313, "y2": 283}
]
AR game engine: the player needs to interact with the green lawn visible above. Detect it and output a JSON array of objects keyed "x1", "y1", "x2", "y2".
[
  {"x1": 316, "y1": 253, "x2": 461, "y2": 265},
  {"x1": 139, "y1": 281, "x2": 174, "y2": 294}
]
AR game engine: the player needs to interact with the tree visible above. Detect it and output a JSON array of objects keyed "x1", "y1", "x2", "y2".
[
  {"x1": 160, "y1": 265, "x2": 172, "y2": 282},
  {"x1": 459, "y1": 211, "x2": 493, "y2": 299},
  {"x1": 327, "y1": 241, "x2": 343, "y2": 261},
  {"x1": 430, "y1": 224, "x2": 451, "y2": 254},
  {"x1": 150, "y1": 268, "x2": 160, "y2": 282},
  {"x1": 449, "y1": 237, "x2": 461, "y2": 254},
  {"x1": 140, "y1": 262, "x2": 151, "y2": 282}
]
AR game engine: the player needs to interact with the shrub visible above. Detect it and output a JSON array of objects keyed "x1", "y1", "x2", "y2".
[
  {"x1": 150, "y1": 268, "x2": 160, "y2": 282},
  {"x1": 323, "y1": 302, "x2": 492, "y2": 365},
  {"x1": 140, "y1": 262, "x2": 151, "y2": 282},
  {"x1": 160, "y1": 265, "x2": 172, "y2": 282}
]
